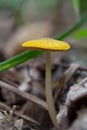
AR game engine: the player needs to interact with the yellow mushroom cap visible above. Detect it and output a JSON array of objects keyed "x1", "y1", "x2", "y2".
[{"x1": 22, "y1": 38, "x2": 70, "y2": 51}]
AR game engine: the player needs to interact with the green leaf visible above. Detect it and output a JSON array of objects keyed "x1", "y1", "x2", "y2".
[{"x1": 74, "y1": 28, "x2": 87, "y2": 39}]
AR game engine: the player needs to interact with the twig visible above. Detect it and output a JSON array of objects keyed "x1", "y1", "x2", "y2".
[
  {"x1": 0, "y1": 80, "x2": 48, "y2": 110},
  {"x1": 54, "y1": 63, "x2": 80, "y2": 103},
  {"x1": 54, "y1": 63, "x2": 87, "y2": 72},
  {"x1": 0, "y1": 102, "x2": 39, "y2": 125}
]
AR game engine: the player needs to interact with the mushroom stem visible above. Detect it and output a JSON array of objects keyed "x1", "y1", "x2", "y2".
[{"x1": 45, "y1": 51, "x2": 59, "y2": 128}]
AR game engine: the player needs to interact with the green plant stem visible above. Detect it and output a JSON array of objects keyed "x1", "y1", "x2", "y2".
[{"x1": 0, "y1": 13, "x2": 87, "y2": 72}]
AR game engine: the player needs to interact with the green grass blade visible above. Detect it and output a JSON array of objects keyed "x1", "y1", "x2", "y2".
[{"x1": 0, "y1": 50, "x2": 43, "y2": 72}]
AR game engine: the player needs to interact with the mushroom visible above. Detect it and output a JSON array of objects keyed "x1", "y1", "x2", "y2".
[{"x1": 22, "y1": 38, "x2": 70, "y2": 128}]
